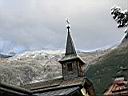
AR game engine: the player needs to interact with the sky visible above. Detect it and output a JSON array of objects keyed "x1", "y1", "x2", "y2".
[{"x1": 0, "y1": 0, "x2": 127, "y2": 53}]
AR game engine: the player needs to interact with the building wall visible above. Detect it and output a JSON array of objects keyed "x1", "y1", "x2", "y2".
[
  {"x1": 77, "y1": 61, "x2": 84, "y2": 77},
  {"x1": 62, "y1": 60, "x2": 79, "y2": 80}
]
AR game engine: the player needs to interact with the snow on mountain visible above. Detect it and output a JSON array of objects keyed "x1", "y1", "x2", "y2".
[
  {"x1": 0, "y1": 48, "x2": 111, "y2": 86},
  {"x1": 9, "y1": 49, "x2": 64, "y2": 61}
]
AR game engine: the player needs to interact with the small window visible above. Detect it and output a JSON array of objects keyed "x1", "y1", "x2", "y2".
[{"x1": 67, "y1": 63, "x2": 73, "y2": 71}]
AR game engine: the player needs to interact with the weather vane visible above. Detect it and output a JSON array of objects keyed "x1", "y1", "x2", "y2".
[
  {"x1": 66, "y1": 18, "x2": 70, "y2": 32},
  {"x1": 66, "y1": 18, "x2": 70, "y2": 25}
]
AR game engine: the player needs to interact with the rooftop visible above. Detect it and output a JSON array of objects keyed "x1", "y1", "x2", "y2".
[
  {"x1": 21, "y1": 77, "x2": 85, "y2": 92},
  {"x1": 104, "y1": 78, "x2": 128, "y2": 96}
]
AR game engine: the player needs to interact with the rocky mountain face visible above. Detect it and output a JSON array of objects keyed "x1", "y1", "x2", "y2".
[
  {"x1": 0, "y1": 49, "x2": 109, "y2": 86},
  {"x1": 0, "y1": 50, "x2": 63, "y2": 85}
]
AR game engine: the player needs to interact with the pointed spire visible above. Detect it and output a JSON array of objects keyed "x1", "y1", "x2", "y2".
[{"x1": 65, "y1": 19, "x2": 77, "y2": 56}]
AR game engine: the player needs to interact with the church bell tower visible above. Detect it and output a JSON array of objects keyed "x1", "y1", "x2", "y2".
[{"x1": 59, "y1": 19, "x2": 86, "y2": 80}]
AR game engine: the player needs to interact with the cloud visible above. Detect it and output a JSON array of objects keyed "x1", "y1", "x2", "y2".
[{"x1": 0, "y1": 0, "x2": 127, "y2": 52}]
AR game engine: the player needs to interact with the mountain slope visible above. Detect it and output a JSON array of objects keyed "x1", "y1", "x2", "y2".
[
  {"x1": 0, "y1": 50, "x2": 63, "y2": 85},
  {"x1": 86, "y1": 45, "x2": 128, "y2": 96},
  {"x1": 0, "y1": 53, "x2": 13, "y2": 58},
  {"x1": 0, "y1": 49, "x2": 108, "y2": 86}
]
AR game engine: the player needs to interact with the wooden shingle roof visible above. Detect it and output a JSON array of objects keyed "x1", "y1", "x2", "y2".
[
  {"x1": 20, "y1": 77, "x2": 94, "y2": 96},
  {"x1": 0, "y1": 77, "x2": 94, "y2": 96},
  {"x1": 59, "y1": 54, "x2": 85, "y2": 64},
  {"x1": 0, "y1": 82, "x2": 32, "y2": 96},
  {"x1": 22, "y1": 77, "x2": 85, "y2": 92},
  {"x1": 34, "y1": 86, "x2": 80, "y2": 96}
]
